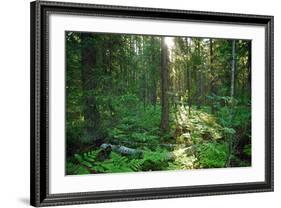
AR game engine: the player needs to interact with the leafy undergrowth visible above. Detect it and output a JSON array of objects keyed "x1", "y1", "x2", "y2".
[
  {"x1": 67, "y1": 101, "x2": 251, "y2": 175},
  {"x1": 106, "y1": 97, "x2": 162, "y2": 149},
  {"x1": 67, "y1": 148, "x2": 172, "y2": 175},
  {"x1": 172, "y1": 105, "x2": 223, "y2": 144},
  {"x1": 67, "y1": 94, "x2": 251, "y2": 175},
  {"x1": 170, "y1": 105, "x2": 229, "y2": 169}
]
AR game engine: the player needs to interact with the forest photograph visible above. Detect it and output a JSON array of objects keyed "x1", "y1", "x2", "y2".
[{"x1": 65, "y1": 31, "x2": 252, "y2": 175}]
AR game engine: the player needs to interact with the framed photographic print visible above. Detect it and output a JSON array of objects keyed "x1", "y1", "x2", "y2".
[{"x1": 30, "y1": 0, "x2": 274, "y2": 207}]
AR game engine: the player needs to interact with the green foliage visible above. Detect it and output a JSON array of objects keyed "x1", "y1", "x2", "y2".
[
  {"x1": 197, "y1": 142, "x2": 228, "y2": 168},
  {"x1": 67, "y1": 149, "x2": 143, "y2": 174},
  {"x1": 66, "y1": 147, "x2": 173, "y2": 174},
  {"x1": 141, "y1": 148, "x2": 171, "y2": 171},
  {"x1": 66, "y1": 162, "x2": 90, "y2": 175},
  {"x1": 93, "y1": 152, "x2": 140, "y2": 173},
  {"x1": 209, "y1": 95, "x2": 250, "y2": 133},
  {"x1": 66, "y1": 100, "x2": 251, "y2": 174},
  {"x1": 243, "y1": 144, "x2": 251, "y2": 157},
  {"x1": 107, "y1": 101, "x2": 161, "y2": 148},
  {"x1": 66, "y1": 32, "x2": 252, "y2": 175}
]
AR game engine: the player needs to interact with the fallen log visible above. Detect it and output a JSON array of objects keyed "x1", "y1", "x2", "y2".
[
  {"x1": 106, "y1": 140, "x2": 179, "y2": 149},
  {"x1": 100, "y1": 143, "x2": 142, "y2": 156},
  {"x1": 100, "y1": 143, "x2": 198, "y2": 160}
]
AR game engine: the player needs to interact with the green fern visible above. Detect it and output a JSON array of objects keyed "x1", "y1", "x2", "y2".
[
  {"x1": 197, "y1": 142, "x2": 228, "y2": 168},
  {"x1": 66, "y1": 162, "x2": 90, "y2": 175},
  {"x1": 70, "y1": 149, "x2": 145, "y2": 174}
]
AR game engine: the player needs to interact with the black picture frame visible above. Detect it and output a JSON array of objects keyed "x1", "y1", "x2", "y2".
[{"x1": 30, "y1": 0, "x2": 274, "y2": 207}]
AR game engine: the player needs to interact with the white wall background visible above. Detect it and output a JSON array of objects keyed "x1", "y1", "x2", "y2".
[{"x1": 0, "y1": 0, "x2": 279, "y2": 207}]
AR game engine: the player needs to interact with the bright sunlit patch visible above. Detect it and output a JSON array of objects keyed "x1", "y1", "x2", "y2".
[{"x1": 165, "y1": 37, "x2": 175, "y2": 50}]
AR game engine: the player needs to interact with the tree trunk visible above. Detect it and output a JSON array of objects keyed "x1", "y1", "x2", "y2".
[
  {"x1": 209, "y1": 38, "x2": 216, "y2": 113},
  {"x1": 247, "y1": 41, "x2": 251, "y2": 93},
  {"x1": 195, "y1": 39, "x2": 201, "y2": 108},
  {"x1": 230, "y1": 40, "x2": 236, "y2": 98},
  {"x1": 139, "y1": 37, "x2": 147, "y2": 110},
  {"x1": 150, "y1": 37, "x2": 158, "y2": 107},
  {"x1": 226, "y1": 39, "x2": 236, "y2": 167},
  {"x1": 81, "y1": 33, "x2": 101, "y2": 145},
  {"x1": 160, "y1": 37, "x2": 169, "y2": 133},
  {"x1": 200, "y1": 71, "x2": 204, "y2": 105},
  {"x1": 188, "y1": 68, "x2": 192, "y2": 115},
  {"x1": 210, "y1": 38, "x2": 213, "y2": 67},
  {"x1": 184, "y1": 37, "x2": 192, "y2": 115}
]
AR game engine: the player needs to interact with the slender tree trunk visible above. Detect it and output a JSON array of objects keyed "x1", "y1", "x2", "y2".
[
  {"x1": 129, "y1": 37, "x2": 133, "y2": 89},
  {"x1": 230, "y1": 40, "x2": 236, "y2": 98},
  {"x1": 150, "y1": 37, "x2": 157, "y2": 107},
  {"x1": 200, "y1": 72, "x2": 204, "y2": 105},
  {"x1": 197, "y1": 39, "x2": 203, "y2": 103},
  {"x1": 184, "y1": 38, "x2": 192, "y2": 115},
  {"x1": 109, "y1": 40, "x2": 112, "y2": 73},
  {"x1": 81, "y1": 33, "x2": 101, "y2": 145},
  {"x1": 140, "y1": 37, "x2": 147, "y2": 110},
  {"x1": 209, "y1": 38, "x2": 216, "y2": 113},
  {"x1": 210, "y1": 39, "x2": 213, "y2": 67},
  {"x1": 247, "y1": 41, "x2": 252, "y2": 93},
  {"x1": 188, "y1": 68, "x2": 192, "y2": 115},
  {"x1": 160, "y1": 37, "x2": 169, "y2": 133},
  {"x1": 226, "y1": 39, "x2": 236, "y2": 167},
  {"x1": 196, "y1": 39, "x2": 201, "y2": 108}
]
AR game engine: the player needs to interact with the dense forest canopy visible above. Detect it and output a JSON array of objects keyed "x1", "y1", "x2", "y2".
[{"x1": 66, "y1": 31, "x2": 251, "y2": 175}]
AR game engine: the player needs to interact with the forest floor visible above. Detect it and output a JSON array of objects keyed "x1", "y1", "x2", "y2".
[{"x1": 67, "y1": 100, "x2": 251, "y2": 175}]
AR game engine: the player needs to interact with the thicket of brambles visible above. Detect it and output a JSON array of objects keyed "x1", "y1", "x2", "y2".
[{"x1": 66, "y1": 32, "x2": 251, "y2": 174}]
